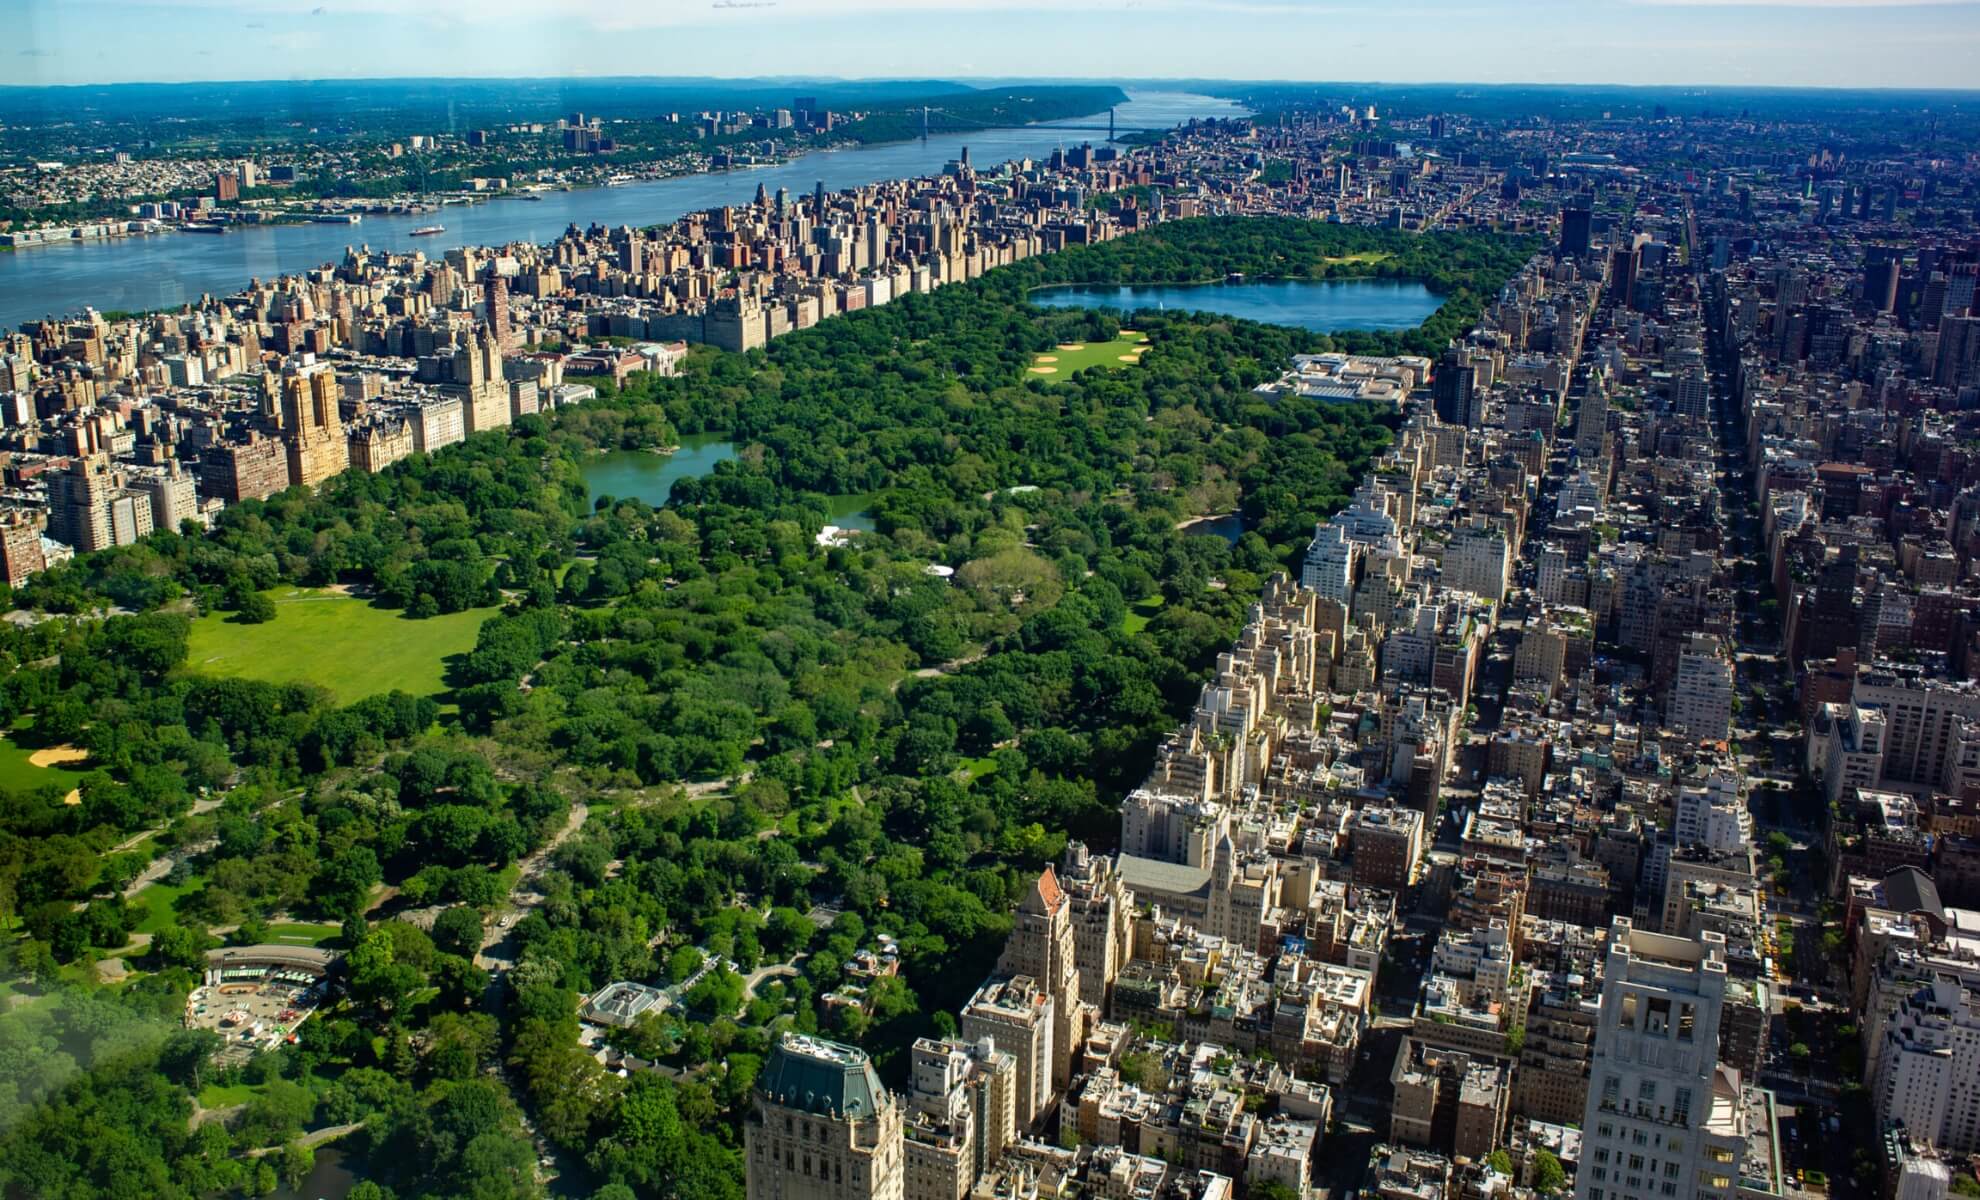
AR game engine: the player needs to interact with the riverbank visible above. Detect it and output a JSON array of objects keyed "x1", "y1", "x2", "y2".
[{"x1": 0, "y1": 91, "x2": 1244, "y2": 330}]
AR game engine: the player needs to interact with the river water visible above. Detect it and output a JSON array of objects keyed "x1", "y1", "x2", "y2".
[
  {"x1": 1028, "y1": 278, "x2": 1443, "y2": 332},
  {"x1": 0, "y1": 91, "x2": 1245, "y2": 331}
]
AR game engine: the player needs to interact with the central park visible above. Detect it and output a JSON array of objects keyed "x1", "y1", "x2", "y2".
[{"x1": 0, "y1": 216, "x2": 1531, "y2": 1200}]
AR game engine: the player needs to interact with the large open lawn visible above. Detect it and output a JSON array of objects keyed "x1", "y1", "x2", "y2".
[
  {"x1": 183, "y1": 588, "x2": 498, "y2": 705},
  {"x1": 1029, "y1": 330, "x2": 1151, "y2": 378}
]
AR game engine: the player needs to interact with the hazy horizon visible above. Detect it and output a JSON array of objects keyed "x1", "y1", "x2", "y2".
[{"x1": 9, "y1": 0, "x2": 1980, "y2": 91}]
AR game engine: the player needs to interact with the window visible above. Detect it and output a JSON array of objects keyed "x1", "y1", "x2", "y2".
[
  {"x1": 1647, "y1": 997, "x2": 1671, "y2": 1036},
  {"x1": 1630, "y1": 1155, "x2": 1645, "y2": 1172},
  {"x1": 1621, "y1": 992, "x2": 1641, "y2": 1028},
  {"x1": 1639, "y1": 1080, "x2": 1658, "y2": 1105},
  {"x1": 1673, "y1": 1087, "x2": 1693, "y2": 1126},
  {"x1": 1595, "y1": 1168, "x2": 1609, "y2": 1182},
  {"x1": 1678, "y1": 1003, "x2": 1696, "y2": 1041},
  {"x1": 1603, "y1": 1076, "x2": 1621, "y2": 1110},
  {"x1": 1596, "y1": 1150, "x2": 1611, "y2": 1164}
]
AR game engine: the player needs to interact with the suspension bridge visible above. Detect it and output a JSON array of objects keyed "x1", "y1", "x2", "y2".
[{"x1": 917, "y1": 106, "x2": 1167, "y2": 142}]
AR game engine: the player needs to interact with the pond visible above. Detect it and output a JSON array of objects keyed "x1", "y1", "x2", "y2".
[
  {"x1": 1027, "y1": 277, "x2": 1442, "y2": 332},
  {"x1": 1180, "y1": 513, "x2": 1247, "y2": 544},
  {"x1": 821, "y1": 491, "x2": 878, "y2": 533},
  {"x1": 266, "y1": 1145, "x2": 360, "y2": 1200}
]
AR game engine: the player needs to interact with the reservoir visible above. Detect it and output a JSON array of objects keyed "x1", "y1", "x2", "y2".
[
  {"x1": 1027, "y1": 278, "x2": 1442, "y2": 333},
  {"x1": 0, "y1": 91, "x2": 1243, "y2": 331}
]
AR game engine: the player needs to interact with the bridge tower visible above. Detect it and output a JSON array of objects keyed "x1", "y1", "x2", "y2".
[{"x1": 1109, "y1": 107, "x2": 1116, "y2": 141}]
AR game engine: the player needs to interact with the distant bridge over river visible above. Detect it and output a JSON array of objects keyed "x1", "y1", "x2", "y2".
[{"x1": 917, "y1": 106, "x2": 1169, "y2": 142}]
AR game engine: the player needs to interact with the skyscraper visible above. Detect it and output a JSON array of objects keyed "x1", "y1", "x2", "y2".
[
  {"x1": 995, "y1": 865, "x2": 1083, "y2": 1092},
  {"x1": 748, "y1": 1033, "x2": 904, "y2": 1200},
  {"x1": 1561, "y1": 204, "x2": 1594, "y2": 259},
  {"x1": 484, "y1": 267, "x2": 511, "y2": 350}
]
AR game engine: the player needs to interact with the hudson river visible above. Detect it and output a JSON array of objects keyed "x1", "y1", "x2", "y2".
[{"x1": 0, "y1": 92, "x2": 1243, "y2": 331}]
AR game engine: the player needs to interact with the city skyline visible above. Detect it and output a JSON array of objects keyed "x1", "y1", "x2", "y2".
[{"x1": 8, "y1": 0, "x2": 1980, "y2": 90}]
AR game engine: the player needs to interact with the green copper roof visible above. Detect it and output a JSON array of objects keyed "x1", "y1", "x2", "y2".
[{"x1": 760, "y1": 1033, "x2": 886, "y2": 1120}]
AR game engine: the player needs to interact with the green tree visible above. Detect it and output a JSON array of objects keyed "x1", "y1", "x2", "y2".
[{"x1": 1533, "y1": 1149, "x2": 1568, "y2": 1195}]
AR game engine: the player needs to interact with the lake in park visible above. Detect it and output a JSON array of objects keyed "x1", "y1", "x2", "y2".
[
  {"x1": 1027, "y1": 278, "x2": 1442, "y2": 332},
  {"x1": 582, "y1": 434, "x2": 875, "y2": 530},
  {"x1": 581, "y1": 434, "x2": 738, "y2": 509}
]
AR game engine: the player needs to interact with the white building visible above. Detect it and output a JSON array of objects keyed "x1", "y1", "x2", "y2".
[
  {"x1": 1575, "y1": 921, "x2": 1782, "y2": 1200},
  {"x1": 1674, "y1": 772, "x2": 1752, "y2": 853},
  {"x1": 1446, "y1": 521, "x2": 1513, "y2": 603},
  {"x1": 1669, "y1": 634, "x2": 1734, "y2": 743},
  {"x1": 1876, "y1": 976, "x2": 1980, "y2": 1153},
  {"x1": 1301, "y1": 522, "x2": 1361, "y2": 606}
]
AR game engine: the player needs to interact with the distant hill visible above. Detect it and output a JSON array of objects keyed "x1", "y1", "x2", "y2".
[{"x1": 0, "y1": 76, "x2": 987, "y2": 125}]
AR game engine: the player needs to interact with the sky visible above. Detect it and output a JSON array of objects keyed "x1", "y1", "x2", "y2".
[{"x1": 5, "y1": 0, "x2": 1980, "y2": 90}]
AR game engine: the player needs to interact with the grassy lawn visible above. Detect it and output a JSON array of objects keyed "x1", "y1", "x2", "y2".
[
  {"x1": 957, "y1": 756, "x2": 998, "y2": 782},
  {"x1": 183, "y1": 588, "x2": 499, "y2": 705},
  {"x1": 198, "y1": 1082, "x2": 265, "y2": 1108},
  {"x1": 1122, "y1": 594, "x2": 1166, "y2": 635},
  {"x1": 1030, "y1": 331, "x2": 1151, "y2": 378},
  {"x1": 265, "y1": 922, "x2": 341, "y2": 947},
  {"x1": 130, "y1": 874, "x2": 206, "y2": 936}
]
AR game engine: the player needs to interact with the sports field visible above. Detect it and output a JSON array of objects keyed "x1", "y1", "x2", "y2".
[
  {"x1": 183, "y1": 587, "x2": 498, "y2": 704},
  {"x1": 0, "y1": 726, "x2": 90, "y2": 797},
  {"x1": 1028, "y1": 330, "x2": 1151, "y2": 377}
]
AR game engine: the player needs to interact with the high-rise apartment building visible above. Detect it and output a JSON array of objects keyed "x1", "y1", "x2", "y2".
[
  {"x1": 282, "y1": 359, "x2": 349, "y2": 488},
  {"x1": 131, "y1": 460, "x2": 200, "y2": 533},
  {"x1": 0, "y1": 514, "x2": 46, "y2": 586},
  {"x1": 1057, "y1": 843, "x2": 1133, "y2": 1011},
  {"x1": 1876, "y1": 976, "x2": 1980, "y2": 1153},
  {"x1": 1576, "y1": 921, "x2": 1781, "y2": 1200},
  {"x1": 958, "y1": 977, "x2": 1055, "y2": 1131},
  {"x1": 995, "y1": 865, "x2": 1083, "y2": 1093},
  {"x1": 1669, "y1": 634, "x2": 1734, "y2": 743},
  {"x1": 1934, "y1": 315, "x2": 1980, "y2": 390},
  {"x1": 1445, "y1": 520, "x2": 1513, "y2": 603},
  {"x1": 902, "y1": 1036, "x2": 1016, "y2": 1200},
  {"x1": 748, "y1": 1033, "x2": 905, "y2": 1200},
  {"x1": 1301, "y1": 521, "x2": 1361, "y2": 606},
  {"x1": 47, "y1": 453, "x2": 153, "y2": 553}
]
